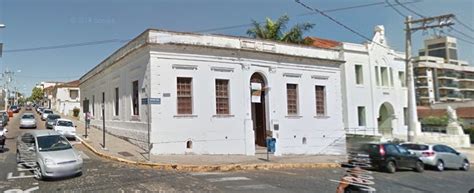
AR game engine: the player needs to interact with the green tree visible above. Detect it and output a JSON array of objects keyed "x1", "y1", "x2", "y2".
[
  {"x1": 30, "y1": 87, "x2": 43, "y2": 102},
  {"x1": 246, "y1": 15, "x2": 315, "y2": 44}
]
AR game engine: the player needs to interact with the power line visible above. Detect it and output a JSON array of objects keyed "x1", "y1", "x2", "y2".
[
  {"x1": 454, "y1": 18, "x2": 474, "y2": 33},
  {"x1": 3, "y1": 1, "x2": 423, "y2": 54},
  {"x1": 395, "y1": 0, "x2": 425, "y2": 18},
  {"x1": 451, "y1": 28, "x2": 474, "y2": 41},
  {"x1": 386, "y1": 0, "x2": 408, "y2": 18}
]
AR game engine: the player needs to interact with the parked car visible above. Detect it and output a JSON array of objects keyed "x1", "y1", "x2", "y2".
[
  {"x1": 53, "y1": 119, "x2": 77, "y2": 140},
  {"x1": 26, "y1": 105, "x2": 32, "y2": 111},
  {"x1": 36, "y1": 107, "x2": 44, "y2": 114},
  {"x1": 45, "y1": 114, "x2": 61, "y2": 129},
  {"x1": 16, "y1": 130, "x2": 83, "y2": 180},
  {"x1": 0, "y1": 114, "x2": 7, "y2": 127},
  {"x1": 0, "y1": 111, "x2": 9, "y2": 126},
  {"x1": 41, "y1": 109, "x2": 53, "y2": 121},
  {"x1": 401, "y1": 143, "x2": 470, "y2": 171},
  {"x1": 10, "y1": 105, "x2": 19, "y2": 113},
  {"x1": 356, "y1": 143, "x2": 424, "y2": 173},
  {"x1": 20, "y1": 113, "x2": 37, "y2": 129}
]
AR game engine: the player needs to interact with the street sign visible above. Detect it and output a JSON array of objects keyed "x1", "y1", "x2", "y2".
[{"x1": 142, "y1": 98, "x2": 160, "y2": 105}]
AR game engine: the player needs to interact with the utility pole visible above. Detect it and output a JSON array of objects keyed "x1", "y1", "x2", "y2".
[
  {"x1": 2, "y1": 69, "x2": 14, "y2": 111},
  {"x1": 405, "y1": 14, "x2": 455, "y2": 142}
]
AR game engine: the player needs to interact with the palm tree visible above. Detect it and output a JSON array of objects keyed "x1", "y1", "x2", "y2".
[{"x1": 246, "y1": 15, "x2": 315, "y2": 44}]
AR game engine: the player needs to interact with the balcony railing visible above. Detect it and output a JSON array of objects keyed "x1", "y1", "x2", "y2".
[
  {"x1": 459, "y1": 74, "x2": 474, "y2": 80},
  {"x1": 438, "y1": 71, "x2": 459, "y2": 78},
  {"x1": 439, "y1": 82, "x2": 459, "y2": 88},
  {"x1": 440, "y1": 93, "x2": 462, "y2": 98},
  {"x1": 415, "y1": 82, "x2": 428, "y2": 87}
]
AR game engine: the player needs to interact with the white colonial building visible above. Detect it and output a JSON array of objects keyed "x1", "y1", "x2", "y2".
[
  {"x1": 309, "y1": 26, "x2": 409, "y2": 140},
  {"x1": 51, "y1": 80, "x2": 81, "y2": 116},
  {"x1": 80, "y1": 29, "x2": 346, "y2": 155}
]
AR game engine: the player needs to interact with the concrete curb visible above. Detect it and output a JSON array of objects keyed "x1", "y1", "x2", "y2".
[{"x1": 76, "y1": 137, "x2": 341, "y2": 172}]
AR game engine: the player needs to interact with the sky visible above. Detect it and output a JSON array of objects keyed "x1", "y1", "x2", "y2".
[{"x1": 0, "y1": 0, "x2": 473, "y2": 96}]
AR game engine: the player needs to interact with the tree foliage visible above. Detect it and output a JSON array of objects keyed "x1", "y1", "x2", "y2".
[
  {"x1": 246, "y1": 15, "x2": 315, "y2": 44},
  {"x1": 30, "y1": 87, "x2": 43, "y2": 102}
]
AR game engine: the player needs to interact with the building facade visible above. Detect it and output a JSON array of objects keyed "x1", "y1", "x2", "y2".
[
  {"x1": 80, "y1": 29, "x2": 346, "y2": 155},
  {"x1": 414, "y1": 36, "x2": 474, "y2": 105},
  {"x1": 51, "y1": 80, "x2": 80, "y2": 116},
  {"x1": 309, "y1": 26, "x2": 409, "y2": 140}
]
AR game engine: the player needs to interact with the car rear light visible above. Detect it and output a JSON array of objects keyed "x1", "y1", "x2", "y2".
[
  {"x1": 422, "y1": 151, "x2": 435, "y2": 157},
  {"x1": 379, "y1": 145, "x2": 385, "y2": 156}
]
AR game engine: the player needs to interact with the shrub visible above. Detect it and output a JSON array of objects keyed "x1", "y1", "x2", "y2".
[
  {"x1": 421, "y1": 115, "x2": 449, "y2": 126},
  {"x1": 464, "y1": 128, "x2": 474, "y2": 144},
  {"x1": 73, "y1": 107, "x2": 80, "y2": 117}
]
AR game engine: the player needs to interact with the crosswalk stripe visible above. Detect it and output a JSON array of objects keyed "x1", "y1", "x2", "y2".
[
  {"x1": 225, "y1": 184, "x2": 277, "y2": 190},
  {"x1": 206, "y1": 177, "x2": 251, "y2": 182},
  {"x1": 190, "y1": 172, "x2": 226, "y2": 176}
]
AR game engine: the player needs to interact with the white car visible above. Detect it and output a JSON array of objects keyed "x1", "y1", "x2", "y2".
[
  {"x1": 53, "y1": 119, "x2": 77, "y2": 140},
  {"x1": 20, "y1": 113, "x2": 37, "y2": 129},
  {"x1": 41, "y1": 109, "x2": 53, "y2": 120}
]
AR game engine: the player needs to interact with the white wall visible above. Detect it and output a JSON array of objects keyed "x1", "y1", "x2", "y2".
[
  {"x1": 148, "y1": 45, "x2": 345, "y2": 155},
  {"x1": 341, "y1": 26, "x2": 408, "y2": 138}
]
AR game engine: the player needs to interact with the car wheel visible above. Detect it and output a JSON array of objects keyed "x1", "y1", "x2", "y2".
[
  {"x1": 386, "y1": 161, "x2": 396, "y2": 173},
  {"x1": 34, "y1": 164, "x2": 43, "y2": 180},
  {"x1": 414, "y1": 160, "x2": 424, "y2": 173},
  {"x1": 461, "y1": 160, "x2": 470, "y2": 171},
  {"x1": 436, "y1": 160, "x2": 444, "y2": 172}
]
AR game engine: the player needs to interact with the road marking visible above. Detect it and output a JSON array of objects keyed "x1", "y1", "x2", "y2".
[
  {"x1": 7, "y1": 172, "x2": 35, "y2": 180},
  {"x1": 17, "y1": 167, "x2": 35, "y2": 172},
  {"x1": 190, "y1": 172, "x2": 226, "y2": 176},
  {"x1": 78, "y1": 151, "x2": 90, "y2": 160},
  {"x1": 225, "y1": 184, "x2": 276, "y2": 190},
  {"x1": 206, "y1": 177, "x2": 251, "y2": 182},
  {"x1": 4, "y1": 186, "x2": 39, "y2": 193}
]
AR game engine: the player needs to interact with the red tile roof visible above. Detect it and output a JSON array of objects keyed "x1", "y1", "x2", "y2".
[
  {"x1": 57, "y1": 80, "x2": 80, "y2": 88},
  {"x1": 305, "y1": 37, "x2": 341, "y2": 49}
]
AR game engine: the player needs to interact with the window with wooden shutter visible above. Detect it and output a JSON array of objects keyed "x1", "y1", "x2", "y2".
[
  {"x1": 286, "y1": 84, "x2": 298, "y2": 115},
  {"x1": 215, "y1": 79, "x2": 229, "y2": 115},
  {"x1": 177, "y1": 77, "x2": 193, "y2": 114},
  {"x1": 315, "y1": 85, "x2": 326, "y2": 116}
]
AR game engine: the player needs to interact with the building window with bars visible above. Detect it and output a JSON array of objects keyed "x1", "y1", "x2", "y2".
[
  {"x1": 215, "y1": 79, "x2": 230, "y2": 115},
  {"x1": 132, "y1": 80, "x2": 139, "y2": 116},
  {"x1": 177, "y1": 77, "x2": 193, "y2": 114},
  {"x1": 114, "y1": 87, "x2": 119, "y2": 116},
  {"x1": 286, "y1": 84, "x2": 298, "y2": 115},
  {"x1": 315, "y1": 85, "x2": 326, "y2": 116}
]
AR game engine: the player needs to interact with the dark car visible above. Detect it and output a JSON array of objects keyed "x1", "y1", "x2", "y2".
[
  {"x1": 10, "y1": 105, "x2": 19, "y2": 113},
  {"x1": 45, "y1": 114, "x2": 61, "y2": 129},
  {"x1": 357, "y1": 143, "x2": 424, "y2": 173}
]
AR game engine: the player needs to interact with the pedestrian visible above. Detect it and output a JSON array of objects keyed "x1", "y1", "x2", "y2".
[{"x1": 85, "y1": 111, "x2": 91, "y2": 129}]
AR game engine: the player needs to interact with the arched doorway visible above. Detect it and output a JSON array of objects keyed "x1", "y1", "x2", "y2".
[
  {"x1": 378, "y1": 102, "x2": 394, "y2": 136},
  {"x1": 250, "y1": 73, "x2": 267, "y2": 147}
]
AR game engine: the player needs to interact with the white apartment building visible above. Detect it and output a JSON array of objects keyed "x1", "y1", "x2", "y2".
[
  {"x1": 51, "y1": 80, "x2": 80, "y2": 116},
  {"x1": 414, "y1": 36, "x2": 474, "y2": 105},
  {"x1": 80, "y1": 29, "x2": 346, "y2": 155}
]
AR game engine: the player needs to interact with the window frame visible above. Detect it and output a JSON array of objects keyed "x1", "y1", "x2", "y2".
[
  {"x1": 177, "y1": 77, "x2": 193, "y2": 115},
  {"x1": 114, "y1": 87, "x2": 119, "y2": 116},
  {"x1": 132, "y1": 80, "x2": 139, "y2": 116},
  {"x1": 315, "y1": 85, "x2": 326, "y2": 116},
  {"x1": 215, "y1": 79, "x2": 230, "y2": 115},
  {"x1": 358, "y1": 106, "x2": 366, "y2": 126},
  {"x1": 355, "y1": 64, "x2": 364, "y2": 85},
  {"x1": 286, "y1": 83, "x2": 299, "y2": 115}
]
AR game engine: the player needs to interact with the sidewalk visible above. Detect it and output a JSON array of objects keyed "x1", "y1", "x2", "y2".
[{"x1": 60, "y1": 114, "x2": 345, "y2": 172}]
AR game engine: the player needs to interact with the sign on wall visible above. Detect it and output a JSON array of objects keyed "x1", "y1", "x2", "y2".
[
  {"x1": 251, "y1": 83, "x2": 262, "y2": 103},
  {"x1": 142, "y1": 98, "x2": 161, "y2": 105}
]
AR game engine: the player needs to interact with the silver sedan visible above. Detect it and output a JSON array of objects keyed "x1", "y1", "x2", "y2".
[
  {"x1": 401, "y1": 143, "x2": 470, "y2": 171},
  {"x1": 20, "y1": 113, "x2": 37, "y2": 129},
  {"x1": 16, "y1": 130, "x2": 83, "y2": 180}
]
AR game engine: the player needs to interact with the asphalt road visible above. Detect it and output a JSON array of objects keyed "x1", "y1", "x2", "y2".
[{"x1": 0, "y1": 109, "x2": 473, "y2": 193}]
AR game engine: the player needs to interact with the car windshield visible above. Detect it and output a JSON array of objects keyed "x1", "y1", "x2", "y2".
[
  {"x1": 48, "y1": 115, "x2": 60, "y2": 120},
  {"x1": 57, "y1": 121, "x2": 73, "y2": 127},
  {"x1": 37, "y1": 135, "x2": 72, "y2": 152},
  {"x1": 43, "y1": 110, "x2": 52, "y2": 114},
  {"x1": 11, "y1": 106, "x2": 17, "y2": 109},
  {"x1": 22, "y1": 114, "x2": 35, "y2": 119}
]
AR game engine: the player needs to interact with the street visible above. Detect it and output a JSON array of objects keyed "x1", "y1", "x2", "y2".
[{"x1": 0, "y1": 110, "x2": 472, "y2": 192}]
